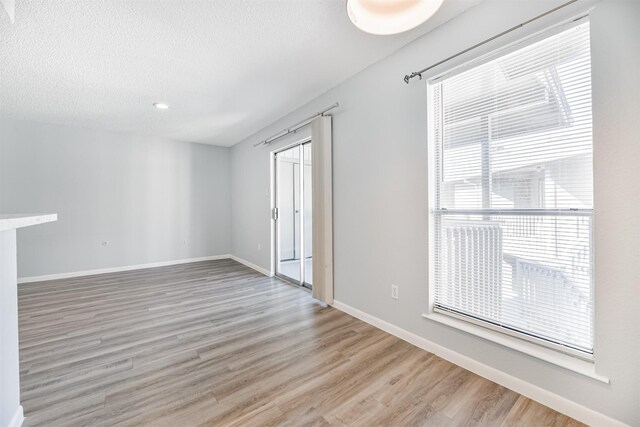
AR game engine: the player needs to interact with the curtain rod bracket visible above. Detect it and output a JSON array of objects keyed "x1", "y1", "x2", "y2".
[{"x1": 404, "y1": 72, "x2": 422, "y2": 84}]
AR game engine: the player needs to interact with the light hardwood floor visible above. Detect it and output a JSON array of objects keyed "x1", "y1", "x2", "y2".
[{"x1": 18, "y1": 259, "x2": 584, "y2": 426}]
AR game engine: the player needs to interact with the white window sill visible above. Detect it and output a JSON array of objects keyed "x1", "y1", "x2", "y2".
[{"x1": 422, "y1": 311, "x2": 610, "y2": 384}]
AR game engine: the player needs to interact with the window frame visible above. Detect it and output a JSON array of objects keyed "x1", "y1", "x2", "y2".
[{"x1": 424, "y1": 16, "x2": 601, "y2": 376}]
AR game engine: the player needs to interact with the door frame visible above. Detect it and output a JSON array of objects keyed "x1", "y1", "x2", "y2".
[{"x1": 271, "y1": 137, "x2": 312, "y2": 290}]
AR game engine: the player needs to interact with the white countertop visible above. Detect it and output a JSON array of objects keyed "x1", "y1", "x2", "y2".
[{"x1": 0, "y1": 214, "x2": 57, "y2": 232}]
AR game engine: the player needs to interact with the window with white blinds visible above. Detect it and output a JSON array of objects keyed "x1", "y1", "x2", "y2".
[{"x1": 428, "y1": 21, "x2": 593, "y2": 356}]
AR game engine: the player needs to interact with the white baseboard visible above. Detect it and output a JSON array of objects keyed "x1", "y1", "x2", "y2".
[
  {"x1": 8, "y1": 405, "x2": 24, "y2": 427},
  {"x1": 229, "y1": 255, "x2": 273, "y2": 277},
  {"x1": 17, "y1": 253, "x2": 274, "y2": 284},
  {"x1": 17, "y1": 255, "x2": 232, "y2": 284},
  {"x1": 331, "y1": 300, "x2": 628, "y2": 427}
]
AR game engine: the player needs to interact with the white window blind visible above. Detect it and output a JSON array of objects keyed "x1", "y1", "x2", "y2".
[{"x1": 429, "y1": 21, "x2": 593, "y2": 356}]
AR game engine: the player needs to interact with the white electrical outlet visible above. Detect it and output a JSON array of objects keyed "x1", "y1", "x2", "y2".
[
  {"x1": 391, "y1": 284, "x2": 399, "y2": 300},
  {"x1": 181, "y1": 239, "x2": 188, "y2": 246},
  {"x1": 257, "y1": 243, "x2": 262, "y2": 251}
]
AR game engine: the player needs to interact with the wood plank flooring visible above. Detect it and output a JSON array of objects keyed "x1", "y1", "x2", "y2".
[{"x1": 18, "y1": 259, "x2": 584, "y2": 426}]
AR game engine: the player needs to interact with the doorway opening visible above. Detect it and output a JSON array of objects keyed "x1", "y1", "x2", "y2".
[{"x1": 273, "y1": 140, "x2": 312, "y2": 289}]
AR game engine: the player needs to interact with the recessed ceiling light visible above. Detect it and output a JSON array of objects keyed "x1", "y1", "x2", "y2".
[
  {"x1": 153, "y1": 103, "x2": 169, "y2": 110},
  {"x1": 347, "y1": 0, "x2": 444, "y2": 35}
]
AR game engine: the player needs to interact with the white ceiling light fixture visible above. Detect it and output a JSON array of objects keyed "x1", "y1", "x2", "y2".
[
  {"x1": 153, "y1": 103, "x2": 169, "y2": 110},
  {"x1": 347, "y1": 0, "x2": 444, "y2": 35}
]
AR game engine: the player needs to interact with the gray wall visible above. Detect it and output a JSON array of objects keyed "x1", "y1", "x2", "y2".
[
  {"x1": 0, "y1": 119, "x2": 231, "y2": 278},
  {"x1": 230, "y1": 0, "x2": 640, "y2": 424}
]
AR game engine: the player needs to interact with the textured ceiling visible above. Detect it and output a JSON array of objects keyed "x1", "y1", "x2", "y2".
[{"x1": 0, "y1": 0, "x2": 479, "y2": 146}]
